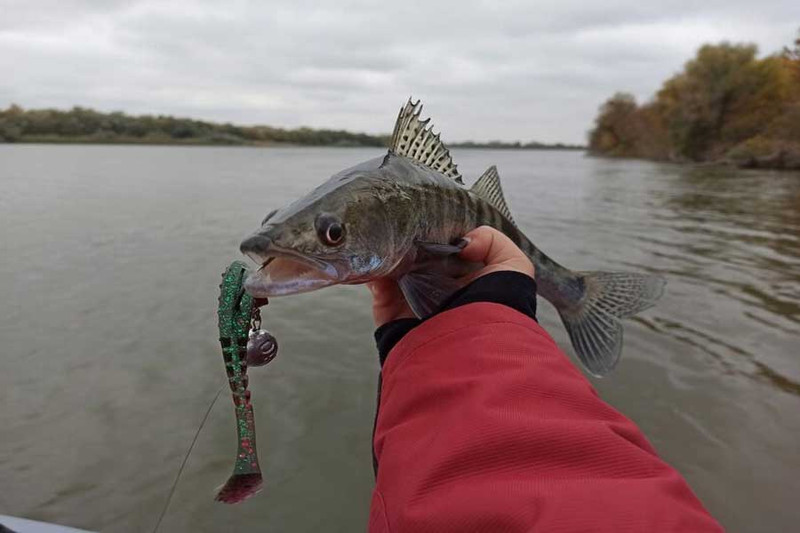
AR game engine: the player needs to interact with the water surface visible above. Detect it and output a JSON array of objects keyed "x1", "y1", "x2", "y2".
[{"x1": 1, "y1": 145, "x2": 798, "y2": 532}]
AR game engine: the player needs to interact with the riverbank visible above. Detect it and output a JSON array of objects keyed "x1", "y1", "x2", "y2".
[
  {"x1": 0, "y1": 104, "x2": 582, "y2": 150},
  {"x1": 589, "y1": 142, "x2": 800, "y2": 171},
  {"x1": 2, "y1": 134, "x2": 347, "y2": 147},
  {"x1": 2, "y1": 136, "x2": 587, "y2": 150}
]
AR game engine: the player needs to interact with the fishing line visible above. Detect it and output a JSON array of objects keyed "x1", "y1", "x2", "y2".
[{"x1": 152, "y1": 384, "x2": 224, "y2": 533}]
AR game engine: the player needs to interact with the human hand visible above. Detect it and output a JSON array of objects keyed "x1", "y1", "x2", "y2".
[
  {"x1": 367, "y1": 226, "x2": 534, "y2": 327},
  {"x1": 367, "y1": 278, "x2": 415, "y2": 328},
  {"x1": 458, "y1": 226, "x2": 535, "y2": 282}
]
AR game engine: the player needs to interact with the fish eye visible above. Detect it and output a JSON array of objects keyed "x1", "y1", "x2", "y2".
[{"x1": 315, "y1": 213, "x2": 346, "y2": 246}]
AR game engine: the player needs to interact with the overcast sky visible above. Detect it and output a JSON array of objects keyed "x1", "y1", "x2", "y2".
[{"x1": 1, "y1": 1, "x2": 798, "y2": 144}]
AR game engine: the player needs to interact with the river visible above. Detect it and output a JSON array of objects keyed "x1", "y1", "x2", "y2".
[{"x1": 1, "y1": 145, "x2": 798, "y2": 532}]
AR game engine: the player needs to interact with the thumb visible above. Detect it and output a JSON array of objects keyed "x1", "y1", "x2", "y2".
[{"x1": 458, "y1": 226, "x2": 535, "y2": 277}]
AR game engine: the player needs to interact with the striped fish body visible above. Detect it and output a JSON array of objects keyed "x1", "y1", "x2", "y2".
[
  {"x1": 370, "y1": 155, "x2": 580, "y2": 311},
  {"x1": 240, "y1": 101, "x2": 665, "y2": 376}
]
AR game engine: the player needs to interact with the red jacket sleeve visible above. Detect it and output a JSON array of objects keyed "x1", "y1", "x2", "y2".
[{"x1": 369, "y1": 302, "x2": 723, "y2": 532}]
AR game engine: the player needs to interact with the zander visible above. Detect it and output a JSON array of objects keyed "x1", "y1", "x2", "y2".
[{"x1": 240, "y1": 100, "x2": 665, "y2": 376}]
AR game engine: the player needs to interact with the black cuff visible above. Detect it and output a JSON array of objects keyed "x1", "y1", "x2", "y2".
[
  {"x1": 374, "y1": 318, "x2": 421, "y2": 366},
  {"x1": 373, "y1": 271, "x2": 537, "y2": 366},
  {"x1": 439, "y1": 271, "x2": 537, "y2": 321}
]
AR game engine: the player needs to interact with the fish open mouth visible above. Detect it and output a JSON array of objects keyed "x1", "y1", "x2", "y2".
[{"x1": 242, "y1": 249, "x2": 340, "y2": 297}]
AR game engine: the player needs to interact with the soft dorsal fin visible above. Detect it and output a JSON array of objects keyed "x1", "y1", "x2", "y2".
[
  {"x1": 470, "y1": 166, "x2": 515, "y2": 224},
  {"x1": 390, "y1": 99, "x2": 463, "y2": 184}
]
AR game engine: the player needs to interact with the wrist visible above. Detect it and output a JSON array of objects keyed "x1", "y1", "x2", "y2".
[
  {"x1": 373, "y1": 271, "x2": 537, "y2": 365},
  {"x1": 439, "y1": 271, "x2": 537, "y2": 321},
  {"x1": 375, "y1": 318, "x2": 421, "y2": 366}
]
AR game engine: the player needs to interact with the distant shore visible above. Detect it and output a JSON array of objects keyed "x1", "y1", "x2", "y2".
[
  {"x1": 588, "y1": 37, "x2": 800, "y2": 171},
  {"x1": 3, "y1": 136, "x2": 587, "y2": 150},
  {"x1": 588, "y1": 148, "x2": 800, "y2": 171},
  {"x1": 0, "y1": 105, "x2": 584, "y2": 150}
]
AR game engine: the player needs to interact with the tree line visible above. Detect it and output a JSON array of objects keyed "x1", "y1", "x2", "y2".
[
  {"x1": 0, "y1": 104, "x2": 580, "y2": 150},
  {"x1": 451, "y1": 140, "x2": 583, "y2": 150},
  {"x1": 0, "y1": 105, "x2": 390, "y2": 147},
  {"x1": 588, "y1": 32, "x2": 800, "y2": 170}
]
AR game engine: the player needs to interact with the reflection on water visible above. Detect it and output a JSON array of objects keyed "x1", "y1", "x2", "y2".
[
  {"x1": 1, "y1": 146, "x2": 798, "y2": 532},
  {"x1": 634, "y1": 316, "x2": 800, "y2": 396},
  {"x1": 639, "y1": 166, "x2": 800, "y2": 395}
]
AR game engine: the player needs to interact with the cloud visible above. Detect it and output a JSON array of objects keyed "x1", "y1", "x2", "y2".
[{"x1": 1, "y1": 0, "x2": 798, "y2": 143}]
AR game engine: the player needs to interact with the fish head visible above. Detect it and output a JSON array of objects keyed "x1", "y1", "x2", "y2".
[{"x1": 240, "y1": 156, "x2": 413, "y2": 297}]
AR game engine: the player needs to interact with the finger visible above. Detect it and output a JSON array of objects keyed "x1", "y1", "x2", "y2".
[
  {"x1": 459, "y1": 226, "x2": 525, "y2": 266},
  {"x1": 368, "y1": 278, "x2": 414, "y2": 326}
]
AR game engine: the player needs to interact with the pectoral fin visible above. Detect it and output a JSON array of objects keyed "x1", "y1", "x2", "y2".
[
  {"x1": 399, "y1": 270, "x2": 463, "y2": 318},
  {"x1": 414, "y1": 238, "x2": 469, "y2": 256}
]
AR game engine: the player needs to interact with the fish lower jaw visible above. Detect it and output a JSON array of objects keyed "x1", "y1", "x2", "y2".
[
  {"x1": 243, "y1": 275, "x2": 336, "y2": 297},
  {"x1": 243, "y1": 256, "x2": 339, "y2": 297}
]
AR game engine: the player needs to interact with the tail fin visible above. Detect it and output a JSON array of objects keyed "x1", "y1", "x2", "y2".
[{"x1": 558, "y1": 272, "x2": 666, "y2": 377}]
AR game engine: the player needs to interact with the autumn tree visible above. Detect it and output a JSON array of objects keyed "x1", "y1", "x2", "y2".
[
  {"x1": 588, "y1": 93, "x2": 640, "y2": 156},
  {"x1": 589, "y1": 34, "x2": 800, "y2": 168}
]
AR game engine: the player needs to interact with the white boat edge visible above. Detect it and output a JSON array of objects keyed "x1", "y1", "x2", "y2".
[{"x1": 0, "y1": 515, "x2": 96, "y2": 533}]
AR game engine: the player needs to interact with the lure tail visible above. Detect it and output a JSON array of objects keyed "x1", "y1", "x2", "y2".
[
  {"x1": 215, "y1": 473, "x2": 263, "y2": 504},
  {"x1": 216, "y1": 261, "x2": 263, "y2": 504},
  {"x1": 558, "y1": 271, "x2": 666, "y2": 377}
]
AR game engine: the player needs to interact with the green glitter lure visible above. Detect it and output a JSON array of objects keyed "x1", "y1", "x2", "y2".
[{"x1": 215, "y1": 261, "x2": 277, "y2": 504}]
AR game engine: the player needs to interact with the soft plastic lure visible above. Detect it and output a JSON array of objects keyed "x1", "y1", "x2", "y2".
[{"x1": 215, "y1": 261, "x2": 277, "y2": 504}]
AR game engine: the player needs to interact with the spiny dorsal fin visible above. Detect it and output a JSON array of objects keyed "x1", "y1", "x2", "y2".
[
  {"x1": 390, "y1": 99, "x2": 463, "y2": 184},
  {"x1": 470, "y1": 166, "x2": 515, "y2": 224}
]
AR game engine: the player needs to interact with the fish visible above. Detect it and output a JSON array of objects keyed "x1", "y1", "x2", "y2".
[{"x1": 239, "y1": 100, "x2": 665, "y2": 376}]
